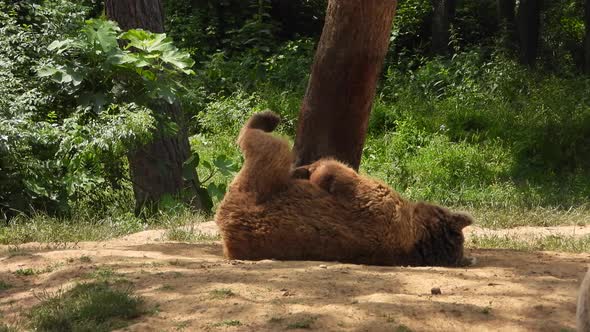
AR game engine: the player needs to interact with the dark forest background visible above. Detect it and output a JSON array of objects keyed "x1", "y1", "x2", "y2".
[{"x1": 1, "y1": 0, "x2": 589, "y2": 228}]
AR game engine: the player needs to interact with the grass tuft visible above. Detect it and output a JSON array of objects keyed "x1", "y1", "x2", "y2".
[
  {"x1": 0, "y1": 213, "x2": 146, "y2": 245},
  {"x1": 0, "y1": 323, "x2": 19, "y2": 332},
  {"x1": 79, "y1": 255, "x2": 92, "y2": 263},
  {"x1": 209, "y1": 288, "x2": 235, "y2": 299},
  {"x1": 28, "y1": 282, "x2": 143, "y2": 332},
  {"x1": 0, "y1": 280, "x2": 12, "y2": 291},
  {"x1": 467, "y1": 234, "x2": 590, "y2": 253},
  {"x1": 213, "y1": 319, "x2": 242, "y2": 327},
  {"x1": 286, "y1": 317, "x2": 316, "y2": 329},
  {"x1": 14, "y1": 268, "x2": 37, "y2": 276},
  {"x1": 469, "y1": 206, "x2": 590, "y2": 229}
]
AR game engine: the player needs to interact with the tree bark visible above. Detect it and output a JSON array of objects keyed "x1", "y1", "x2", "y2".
[
  {"x1": 105, "y1": 0, "x2": 165, "y2": 33},
  {"x1": 105, "y1": 0, "x2": 206, "y2": 213},
  {"x1": 585, "y1": 0, "x2": 590, "y2": 74},
  {"x1": 293, "y1": 0, "x2": 397, "y2": 170},
  {"x1": 431, "y1": 0, "x2": 456, "y2": 55},
  {"x1": 516, "y1": 0, "x2": 541, "y2": 66},
  {"x1": 497, "y1": 0, "x2": 516, "y2": 48}
]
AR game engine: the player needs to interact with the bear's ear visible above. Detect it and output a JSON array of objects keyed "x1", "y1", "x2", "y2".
[{"x1": 450, "y1": 212, "x2": 473, "y2": 230}]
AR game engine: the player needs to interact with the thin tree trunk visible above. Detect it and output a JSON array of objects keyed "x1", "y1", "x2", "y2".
[
  {"x1": 497, "y1": 0, "x2": 516, "y2": 48},
  {"x1": 293, "y1": 0, "x2": 397, "y2": 170},
  {"x1": 585, "y1": 0, "x2": 590, "y2": 74},
  {"x1": 105, "y1": 0, "x2": 206, "y2": 213},
  {"x1": 431, "y1": 0, "x2": 456, "y2": 55},
  {"x1": 517, "y1": 0, "x2": 541, "y2": 66}
]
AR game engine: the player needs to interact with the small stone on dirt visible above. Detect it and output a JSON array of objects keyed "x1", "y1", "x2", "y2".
[
  {"x1": 319, "y1": 265, "x2": 327, "y2": 269},
  {"x1": 431, "y1": 287, "x2": 442, "y2": 295}
]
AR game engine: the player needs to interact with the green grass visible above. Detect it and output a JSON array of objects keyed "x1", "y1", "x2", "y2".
[
  {"x1": 0, "y1": 280, "x2": 12, "y2": 291},
  {"x1": 6, "y1": 247, "x2": 33, "y2": 258},
  {"x1": 158, "y1": 284, "x2": 175, "y2": 291},
  {"x1": 28, "y1": 282, "x2": 143, "y2": 332},
  {"x1": 85, "y1": 267, "x2": 124, "y2": 281},
  {"x1": 0, "y1": 323, "x2": 18, "y2": 332},
  {"x1": 0, "y1": 213, "x2": 147, "y2": 245},
  {"x1": 79, "y1": 255, "x2": 92, "y2": 263},
  {"x1": 468, "y1": 206, "x2": 590, "y2": 229},
  {"x1": 286, "y1": 317, "x2": 316, "y2": 329},
  {"x1": 212, "y1": 319, "x2": 242, "y2": 327},
  {"x1": 467, "y1": 234, "x2": 590, "y2": 253},
  {"x1": 209, "y1": 288, "x2": 235, "y2": 299},
  {"x1": 162, "y1": 212, "x2": 219, "y2": 243},
  {"x1": 164, "y1": 227, "x2": 220, "y2": 243},
  {"x1": 0, "y1": 210, "x2": 213, "y2": 246},
  {"x1": 175, "y1": 320, "x2": 191, "y2": 330},
  {"x1": 14, "y1": 268, "x2": 36, "y2": 276}
]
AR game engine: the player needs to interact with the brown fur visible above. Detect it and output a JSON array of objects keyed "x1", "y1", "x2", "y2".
[
  {"x1": 578, "y1": 267, "x2": 590, "y2": 332},
  {"x1": 215, "y1": 111, "x2": 473, "y2": 266}
]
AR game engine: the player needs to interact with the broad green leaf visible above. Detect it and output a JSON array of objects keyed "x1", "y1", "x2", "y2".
[
  {"x1": 213, "y1": 155, "x2": 238, "y2": 176},
  {"x1": 207, "y1": 183, "x2": 226, "y2": 202},
  {"x1": 137, "y1": 68, "x2": 157, "y2": 81},
  {"x1": 182, "y1": 153, "x2": 200, "y2": 181},
  {"x1": 201, "y1": 160, "x2": 213, "y2": 172},
  {"x1": 23, "y1": 179, "x2": 50, "y2": 197},
  {"x1": 66, "y1": 67, "x2": 84, "y2": 86},
  {"x1": 95, "y1": 20, "x2": 119, "y2": 52},
  {"x1": 47, "y1": 39, "x2": 74, "y2": 53},
  {"x1": 37, "y1": 66, "x2": 59, "y2": 78},
  {"x1": 161, "y1": 49, "x2": 195, "y2": 73},
  {"x1": 119, "y1": 29, "x2": 174, "y2": 53},
  {"x1": 106, "y1": 52, "x2": 135, "y2": 65}
]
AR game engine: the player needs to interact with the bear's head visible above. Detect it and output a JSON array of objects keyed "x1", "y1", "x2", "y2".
[{"x1": 408, "y1": 203, "x2": 473, "y2": 267}]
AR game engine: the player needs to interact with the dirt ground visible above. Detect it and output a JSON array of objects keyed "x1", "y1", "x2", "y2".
[{"x1": 1, "y1": 224, "x2": 588, "y2": 332}]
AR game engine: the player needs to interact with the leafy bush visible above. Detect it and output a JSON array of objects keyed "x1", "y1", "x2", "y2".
[
  {"x1": 365, "y1": 50, "x2": 590, "y2": 207},
  {"x1": 0, "y1": 1, "x2": 195, "y2": 219}
]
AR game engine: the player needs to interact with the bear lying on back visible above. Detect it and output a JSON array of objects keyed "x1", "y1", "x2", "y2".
[{"x1": 215, "y1": 111, "x2": 473, "y2": 266}]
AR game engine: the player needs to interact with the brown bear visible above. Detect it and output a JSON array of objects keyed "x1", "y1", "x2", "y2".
[{"x1": 215, "y1": 111, "x2": 473, "y2": 266}]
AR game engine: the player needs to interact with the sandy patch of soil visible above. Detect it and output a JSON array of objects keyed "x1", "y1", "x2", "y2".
[{"x1": 0, "y1": 226, "x2": 588, "y2": 331}]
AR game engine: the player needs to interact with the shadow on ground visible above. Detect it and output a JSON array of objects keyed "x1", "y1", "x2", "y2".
[{"x1": 0, "y1": 239, "x2": 587, "y2": 331}]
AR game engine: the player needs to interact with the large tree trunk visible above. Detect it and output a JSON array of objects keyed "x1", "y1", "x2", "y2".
[
  {"x1": 431, "y1": 0, "x2": 456, "y2": 55},
  {"x1": 105, "y1": 0, "x2": 206, "y2": 213},
  {"x1": 585, "y1": 0, "x2": 590, "y2": 74},
  {"x1": 516, "y1": 0, "x2": 541, "y2": 66},
  {"x1": 497, "y1": 0, "x2": 516, "y2": 48},
  {"x1": 293, "y1": 0, "x2": 397, "y2": 170}
]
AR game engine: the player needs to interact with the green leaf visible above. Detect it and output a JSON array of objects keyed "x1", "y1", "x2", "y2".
[
  {"x1": 119, "y1": 29, "x2": 173, "y2": 53},
  {"x1": 201, "y1": 160, "x2": 213, "y2": 172},
  {"x1": 23, "y1": 179, "x2": 50, "y2": 198},
  {"x1": 138, "y1": 68, "x2": 157, "y2": 81},
  {"x1": 213, "y1": 155, "x2": 238, "y2": 176},
  {"x1": 182, "y1": 153, "x2": 200, "y2": 181},
  {"x1": 161, "y1": 49, "x2": 195, "y2": 73},
  {"x1": 37, "y1": 66, "x2": 59, "y2": 78},
  {"x1": 78, "y1": 92, "x2": 108, "y2": 114},
  {"x1": 207, "y1": 183, "x2": 226, "y2": 202},
  {"x1": 47, "y1": 38, "x2": 74, "y2": 53},
  {"x1": 94, "y1": 20, "x2": 119, "y2": 52},
  {"x1": 159, "y1": 193, "x2": 182, "y2": 212},
  {"x1": 106, "y1": 52, "x2": 135, "y2": 65}
]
